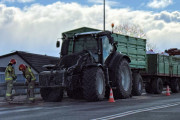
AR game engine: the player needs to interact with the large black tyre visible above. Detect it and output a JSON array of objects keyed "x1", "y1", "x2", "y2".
[
  {"x1": 132, "y1": 73, "x2": 143, "y2": 96},
  {"x1": 152, "y1": 78, "x2": 163, "y2": 94},
  {"x1": 82, "y1": 67, "x2": 105, "y2": 102},
  {"x1": 145, "y1": 82, "x2": 153, "y2": 94},
  {"x1": 112, "y1": 59, "x2": 132, "y2": 99},
  {"x1": 40, "y1": 87, "x2": 64, "y2": 102},
  {"x1": 170, "y1": 78, "x2": 180, "y2": 93}
]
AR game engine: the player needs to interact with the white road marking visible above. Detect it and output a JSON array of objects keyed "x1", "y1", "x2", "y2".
[
  {"x1": 0, "y1": 107, "x2": 43, "y2": 115},
  {"x1": 0, "y1": 106, "x2": 70, "y2": 115},
  {"x1": 92, "y1": 102, "x2": 180, "y2": 120},
  {"x1": 0, "y1": 102, "x2": 6, "y2": 104}
]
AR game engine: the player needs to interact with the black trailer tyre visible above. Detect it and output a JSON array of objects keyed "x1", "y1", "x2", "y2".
[
  {"x1": 170, "y1": 78, "x2": 180, "y2": 93},
  {"x1": 132, "y1": 73, "x2": 143, "y2": 96},
  {"x1": 152, "y1": 78, "x2": 163, "y2": 94},
  {"x1": 82, "y1": 67, "x2": 105, "y2": 101},
  {"x1": 40, "y1": 87, "x2": 64, "y2": 102},
  {"x1": 113, "y1": 59, "x2": 132, "y2": 99},
  {"x1": 145, "y1": 82, "x2": 153, "y2": 94}
]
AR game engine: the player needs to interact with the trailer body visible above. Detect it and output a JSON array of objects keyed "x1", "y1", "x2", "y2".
[
  {"x1": 144, "y1": 54, "x2": 180, "y2": 94},
  {"x1": 145, "y1": 54, "x2": 180, "y2": 77},
  {"x1": 112, "y1": 34, "x2": 146, "y2": 69}
]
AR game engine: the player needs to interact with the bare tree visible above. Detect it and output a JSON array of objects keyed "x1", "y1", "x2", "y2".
[
  {"x1": 113, "y1": 23, "x2": 157, "y2": 51},
  {"x1": 113, "y1": 23, "x2": 146, "y2": 38},
  {"x1": 146, "y1": 41, "x2": 157, "y2": 51}
]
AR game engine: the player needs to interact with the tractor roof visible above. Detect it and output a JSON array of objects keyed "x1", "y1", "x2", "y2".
[
  {"x1": 75, "y1": 31, "x2": 102, "y2": 36},
  {"x1": 75, "y1": 31, "x2": 112, "y2": 37}
]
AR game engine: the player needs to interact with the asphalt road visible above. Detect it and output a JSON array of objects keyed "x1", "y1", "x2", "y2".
[{"x1": 0, "y1": 93, "x2": 180, "y2": 120}]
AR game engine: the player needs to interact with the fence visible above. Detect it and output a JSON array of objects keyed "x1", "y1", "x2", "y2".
[
  {"x1": 0, "y1": 67, "x2": 40, "y2": 97},
  {"x1": 0, "y1": 82, "x2": 39, "y2": 97}
]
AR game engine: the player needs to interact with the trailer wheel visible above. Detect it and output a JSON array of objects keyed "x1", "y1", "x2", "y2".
[
  {"x1": 152, "y1": 78, "x2": 163, "y2": 94},
  {"x1": 145, "y1": 82, "x2": 153, "y2": 94},
  {"x1": 82, "y1": 67, "x2": 105, "y2": 101},
  {"x1": 40, "y1": 87, "x2": 64, "y2": 102},
  {"x1": 132, "y1": 73, "x2": 143, "y2": 96},
  {"x1": 113, "y1": 59, "x2": 132, "y2": 99},
  {"x1": 170, "y1": 78, "x2": 180, "y2": 93}
]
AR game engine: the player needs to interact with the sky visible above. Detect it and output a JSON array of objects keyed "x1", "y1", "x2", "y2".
[{"x1": 0, "y1": 0, "x2": 180, "y2": 57}]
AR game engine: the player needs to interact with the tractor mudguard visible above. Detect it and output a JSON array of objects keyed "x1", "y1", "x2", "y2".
[{"x1": 106, "y1": 52, "x2": 131, "y2": 70}]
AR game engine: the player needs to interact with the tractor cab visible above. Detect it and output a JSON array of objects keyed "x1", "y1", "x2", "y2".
[{"x1": 60, "y1": 31, "x2": 115, "y2": 65}]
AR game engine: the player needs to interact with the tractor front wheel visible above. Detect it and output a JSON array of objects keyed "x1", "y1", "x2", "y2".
[{"x1": 82, "y1": 67, "x2": 105, "y2": 101}]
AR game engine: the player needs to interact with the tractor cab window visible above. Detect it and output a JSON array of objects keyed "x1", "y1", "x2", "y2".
[
  {"x1": 74, "y1": 35, "x2": 98, "y2": 61},
  {"x1": 101, "y1": 36, "x2": 113, "y2": 62}
]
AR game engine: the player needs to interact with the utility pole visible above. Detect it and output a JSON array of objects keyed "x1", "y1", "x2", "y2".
[{"x1": 103, "y1": 0, "x2": 105, "y2": 31}]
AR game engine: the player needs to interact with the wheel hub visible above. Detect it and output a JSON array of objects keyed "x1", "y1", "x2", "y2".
[
  {"x1": 97, "y1": 76, "x2": 103, "y2": 95},
  {"x1": 121, "y1": 66, "x2": 130, "y2": 91}
]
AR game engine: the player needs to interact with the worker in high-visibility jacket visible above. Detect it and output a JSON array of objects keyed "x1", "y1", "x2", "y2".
[
  {"x1": 5, "y1": 59, "x2": 17, "y2": 101},
  {"x1": 19, "y1": 64, "x2": 36, "y2": 103}
]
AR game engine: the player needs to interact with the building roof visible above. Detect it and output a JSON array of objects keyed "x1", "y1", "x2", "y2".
[{"x1": 0, "y1": 51, "x2": 59, "y2": 73}]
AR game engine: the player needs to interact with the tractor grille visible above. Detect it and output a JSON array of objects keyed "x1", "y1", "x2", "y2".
[
  {"x1": 39, "y1": 74, "x2": 51, "y2": 86},
  {"x1": 39, "y1": 71, "x2": 65, "y2": 87}
]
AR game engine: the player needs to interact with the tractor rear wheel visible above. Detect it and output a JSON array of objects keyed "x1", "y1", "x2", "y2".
[
  {"x1": 82, "y1": 67, "x2": 105, "y2": 101},
  {"x1": 113, "y1": 59, "x2": 132, "y2": 99}
]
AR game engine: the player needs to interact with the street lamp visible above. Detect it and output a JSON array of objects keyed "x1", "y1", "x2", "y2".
[{"x1": 103, "y1": 0, "x2": 105, "y2": 31}]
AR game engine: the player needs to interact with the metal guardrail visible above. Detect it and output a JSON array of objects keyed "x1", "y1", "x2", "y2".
[
  {"x1": 0, "y1": 67, "x2": 6, "y2": 72},
  {"x1": 0, "y1": 82, "x2": 40, "y2": 97}
]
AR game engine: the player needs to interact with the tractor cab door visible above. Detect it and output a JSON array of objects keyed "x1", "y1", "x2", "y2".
[{"x1": 100, "y1": 36, "x2": 113, "y2": 63}]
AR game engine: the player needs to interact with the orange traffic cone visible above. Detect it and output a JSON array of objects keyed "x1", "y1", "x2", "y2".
[
  {"x1": 109, "y1": 88, "x2": 115, "y2": 102},
  {"x1": 166, "y1": 85, "x2": 170, "y2": 96}
]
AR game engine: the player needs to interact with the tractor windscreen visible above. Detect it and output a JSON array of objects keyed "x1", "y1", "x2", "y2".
[
  {"x1": 74, "y1": 35, "x2": 98, "y2": 53},
  {"x1": 73, "y1": 35, "x2": 98, "y2": 61}
]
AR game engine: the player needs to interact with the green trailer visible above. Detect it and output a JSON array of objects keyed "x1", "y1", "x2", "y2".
[
  {"x1": 112, "y1": 34, "x2": 146, "y2": 69},
  {"x1": 143, "y1": 54, "x2": 180, "y2": 94}
]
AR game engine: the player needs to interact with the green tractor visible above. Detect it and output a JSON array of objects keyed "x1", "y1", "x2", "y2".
[{"x1": 39, "y1": 31, "x2": 133, "y2": 102}]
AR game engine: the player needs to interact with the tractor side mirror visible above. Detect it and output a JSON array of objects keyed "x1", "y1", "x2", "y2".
[
  {"x1": 113, "y1": 41, "x2": 118, "y2": 51},
  {"x1": 56, "y1": 39, "x2": 60, "y2": 48}
]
